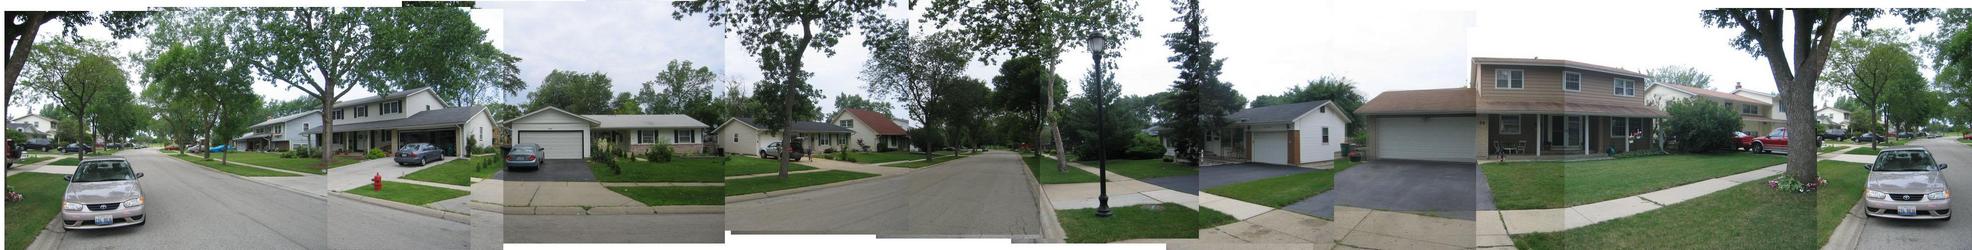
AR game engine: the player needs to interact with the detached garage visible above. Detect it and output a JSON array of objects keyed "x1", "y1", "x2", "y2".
[
  {"x1": 1356, "y1": 88, "x2": 1478, "y2": 162},
  {"x1": 1202, "y1": 100, "x2": 1351, "y2": 166},
  {"x1": 502, "y1": 107, "x2": 599, "y2": 160}
]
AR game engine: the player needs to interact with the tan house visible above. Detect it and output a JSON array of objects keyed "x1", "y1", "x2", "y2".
[
  {"x1": 828, "y1": 109, "x2": 911, "y2": 152},
  {"x1": 1643, "y1": 82, "x2": 1784, "y2": 136},
  {"x1": 1356, "y1": 57, "x2": 1666, "y2": 162}
]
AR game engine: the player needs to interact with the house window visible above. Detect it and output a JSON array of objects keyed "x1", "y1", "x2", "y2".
[
  {"x1": 1610, "y1": 117, "x2": 1628, "y2": 137},
  {"x1": 354, "y1": 104, "x2": 369, "y2": 118},
  {"x1": 637, "y1": 130, "x2": 656, "y2": 144},
  {"x1": 1613, "y1": 79, "x2": 1637, "y2": 96},
  {"x1": 1321, "y1": 127, "x2": 1331, "y2": 144},
  {"x1": 333, "y1": 109, "x2": 344, "y2": 120},
  {"x1": 839, "y1": 120, "x2": 854, "y2": 128},
  {"x1": 1775, "y1": 98, "x2": 1787, "y2": 113},
  {"x1": 1628, "y1": 118, "x2": 1646, "y2": 137},
  {"x1": 1563, "y1": 72, "x2": 1582, "y2": 91},
  {"x1": 1499, "y1": 115, "x2": 1522, "y2": 135},
  {"x1": 1495, "y1": 69, "x2": 1524, "y2": 89},
  {"x1": 1741, "y1": 105, "x2": 1759, "y2": 115},
  {"x1": 381, "y1": 101, "x2": 402, "y2": 114},
  {"x1": 732, "y1": 133, "x2": 738, "y2": 142},
  {"x1": 673, "y1": 129, "x2": 696, "y2": 143}
]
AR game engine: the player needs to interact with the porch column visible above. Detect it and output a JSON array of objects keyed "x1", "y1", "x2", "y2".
[
  {"x1": 1582, "y1": 115, "x2": 1589, "y2": 156},
  {"x1": 1536, "y1": 114, "x2": 1543, "y2": 157}
]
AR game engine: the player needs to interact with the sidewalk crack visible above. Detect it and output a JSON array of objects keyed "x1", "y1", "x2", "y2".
[{"x1": 1638, "y1": 196, "x2": 1666, "y2": 207}]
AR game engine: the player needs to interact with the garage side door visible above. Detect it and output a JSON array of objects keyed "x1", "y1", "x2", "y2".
[
  {"x1": 1250, "y1": 131, "x2": 1291, "y2": 165},
  {"x1": 1374, "y1": 116, "x2": 1475, "y2": 162},
  {"x1": 517, "y1": 131, "x2": 585, "y2": 160}
]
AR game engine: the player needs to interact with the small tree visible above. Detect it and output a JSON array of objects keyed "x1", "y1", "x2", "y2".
[
  {"x1": 648, "y1": 141, "x2": 675, "y2": 163},
  {"x1": 1663, "y1": 97, "x2": 1743, "y2": 153}
]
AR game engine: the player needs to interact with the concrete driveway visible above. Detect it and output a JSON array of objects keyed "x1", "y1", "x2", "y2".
[
  {"x1": 495, "y1": 159, "x2": 594, "y2": 182},
  {"x1": 1335, "y1": 159, "x2": 1489, "y2": 220},
  {"x1": 1851, "y1": 138, "x2": 1972, "y2": 249},
  {"x1": 328, "y1": 156, "x2": 455, "y2": 190}
]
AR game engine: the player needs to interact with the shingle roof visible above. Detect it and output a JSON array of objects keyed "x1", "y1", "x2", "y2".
[
  {"x1": 1657, "y1": 83, "x2": 1769, "y2": 105},
  {"x1": 1230, "y1": 101, "x2": 1331, "y2": 124},
  {"x1": 843, "y1": 109, "x2": 907, "y2": 135},
  {"x1": 303, "y1": 105, "x2": 485, "y2": 134},
  {"x1": 734, "y1": 118, "x2": 852, "y2": 133},
  {"x1": 330, "y1": 87, "x2": 432, "y2": 108},
  {"x1": 1357, "y1": 88, "x2": 1477, "y2": 115},
  {"x1": 252, "y1": 110, "x2": 321, "y2": 128},
  {"x1": 8, "y1": 123, "x2": 40, "y2": 133},
  {"x1": 586, "y1": 114, "x2": 709, "y2": 129}
]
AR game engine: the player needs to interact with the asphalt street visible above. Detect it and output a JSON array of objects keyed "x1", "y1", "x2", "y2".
[
  {"x1": 1853, "y1": 138, "x2": 1972, "y2": 249},
  {"x1": 725, "y1": 151, "x2": 1044, "y2": 239},
  {"x1": 328, "y1": 195, "x2": 470, "y2": 249},
  {"x1": 502, "y1": 213, "x2": 725, "y2": 243},
  {"x1": 53, "y1": 149, "x2": 326, "y2": 249}
]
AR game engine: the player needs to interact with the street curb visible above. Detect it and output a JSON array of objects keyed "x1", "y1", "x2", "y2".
[
  {"x1": 1821, "y1": 200, "x2": 1868, "y2": 250},
  {"x1": 598, "y1": 182, "x2": 725, "y2": 187},
  {"x1": 161, "y1": 153, "x2": 327, "y2": 200},
  {"x1": 329, "y1": 191, "x2": 471, "y2": 223},
  {"x1": 1018, "y1": 151, "x2": 1069, "y2": 243},
  {"x1": 723, "y1": 169, "x2": 902, "y2": 204},
  {"x1": 26, "y1": 218, "x2": 65, "y2": 250},
  {"x1": 498, "y1": 205, "x2": 722, "y2": 215}
]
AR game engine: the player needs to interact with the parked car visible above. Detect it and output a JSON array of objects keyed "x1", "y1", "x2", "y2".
[
  {"x1": 60, "y1": 157, "x2": 147, "y2": 229},
  {"x1": 162, "y1": 144, "x2": 180, "y2": 151},
  {"x1": 61, "y1": 143, "x2": 94, "y2": 154},
  {"x1": 1750, "y1": 128, "x2": 1794, "y2": 154},
  {"x1": 758, "y1": 142, "x2": 804, "y2": 161},
  {"x1": 1732, "y1": 131, "x2": 1758, "y2": 151},
  {"x1": 1898, "y1": 131, "x2": 1917, "y2": 139},
  {"x1": 1862, "y1": 146, "x2": 1951, "y2": 220},
  {"x1": 1962, "y1": 133, "x2": 1972, "y2": 141},
  {"x1": 504, "y1": 143, "x2": 545, "y2": 171},
  {"x1": 1822, "y1": 129, "x2": 1849, "y2": 141},
  {"x1": 22, "y1": 138, "x2": 55, "y2": 152},
  {"x1": 208, "y1": 144, "x2": 231, "y2": 152},
  {"x1": 394, "y1": 143, "x2": 445, "y2": 166},
  {"x1": 1856, "y1": 132, "x2": 1889, "y2": 143}
]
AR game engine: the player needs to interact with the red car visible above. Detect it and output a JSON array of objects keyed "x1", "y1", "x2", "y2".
[
  {"x1": 1732, "y1": 131, "x2": 1758, "y2": 151},
  {"x1": 1961, "y1": 133, "x2": 1972, "y2": 140},
  {"x1": 1751, "y1": 128, "x2": 1792, "y2": 154}
]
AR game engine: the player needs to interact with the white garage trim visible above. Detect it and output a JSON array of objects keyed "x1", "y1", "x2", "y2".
[
  {"x1": 1374, "y1": 116, "x2": 1475, "y2": 162},
  {"x1": 516, "y1": 130, "x2": 586, "y2": 160}
]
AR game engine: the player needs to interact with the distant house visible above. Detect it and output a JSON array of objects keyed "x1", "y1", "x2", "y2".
[
  {"x1": 829, "y1": 109, "x2": 912, "y2": 152},
  {"x1": 233, "y1": 110, "x2": 322, "y2": 151},
  {"x1": 1643, "y1": 82, "x2": 1783, "y2": 136},
  {"x1": 1199, "y1": 101, "x2": 1352, "y2": 166},
  {"x1": 501, "y1": 107, "x2": 711, "y2": 160},
  {"x1": 298, "y1": 87, "x2": 497, "y2": 156},
  {"x1": 1817, "y1": 107, "x2": 1850, "y2": 129},
  {"x1": 10, "y1": 114, "x2": 55, "y2": 139},
  {"x1": 714, "y1": 117, "x2": 853, "y2": 156}
]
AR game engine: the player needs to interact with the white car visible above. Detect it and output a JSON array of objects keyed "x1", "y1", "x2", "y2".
[{"x1": 757, "y1": 142, "x2": 803, "y2": 160}]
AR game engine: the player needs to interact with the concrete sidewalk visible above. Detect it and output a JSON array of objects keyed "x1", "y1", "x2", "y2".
[
  {"x1": 1333, "y1": 206, "x2": 1474, "y2": 250},
  {"x1": 1199, "y1": 193, "x2": 1331, "y2": 245}
]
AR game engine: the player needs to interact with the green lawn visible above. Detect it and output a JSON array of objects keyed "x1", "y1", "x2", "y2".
[
  {"x1": 1484, "y1": 153, "x2": 1784, "y2": 210},
  {"x1": 6, "y1": 173, "x2": 67, "y2": 250},
  {"x1": 722, "y1": 156, "x2": 819, "y2": 176},
  {"x1": 1819, "y1": 146, "x2": 1846, "y2": 153},
  {"x1": 1817, "y1": 160, "x2": 1868, "y2": 246},
  {"x1": 883, "y1": 154, "x2": 968, "y2": 168},
  {"x1": 1199, "y1": 207, "x2": 1239, "y2": 230},
  {"x1": 588, "y1": 157, "x2": 723, "y2": 183},
  {"x1": 400, "y1": 157, "x2": 503, "y2": 186},
  {"x1": 342, "y1": 181, "x2": 469, "y2": 206},
  {"x1": 1025, "y1": 155, "x2": 1099, "y2": 184},
  {"x1": 1845, "y1": 146, "x2": 1881, "y2": 155},
  {"x1": 1511, "y1": 179, "x2": 1813, "y2": 249},
  {"x1": 1078, "y1": 159, "x2": 1197, "y2": 180},
  {"x1": 846, "y1": 151, "x2": 932, "y2": 163},
  {"x1": 47, "y1": 158, "x2": 78, "y2": 166},
  {"x1": 608, "y1": 186, "x2": 724, "y2": 206},
  {"x1": 725, "y1": 170, "x2": 878, "y2": 196},
  {"x1": 14, "y1": 156, "x2": 52, "y2": 166},
  {"x1": 1206, "y1": 160, "x2": 1352, "y2": 208},
  {"x1": 1057, "y1": 203, "x2": 1199, "y2": 243},
  {"x1": 205, "y1": 151, "x2": 360, "y2": 174},
  {"x1": 169, "y1": 154, "x2": 301, "y2": 177}
]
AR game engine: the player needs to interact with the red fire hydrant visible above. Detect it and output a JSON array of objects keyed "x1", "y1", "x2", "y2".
[{"x1": 372, "y1": 173, "x2": 383, "y2": 192}]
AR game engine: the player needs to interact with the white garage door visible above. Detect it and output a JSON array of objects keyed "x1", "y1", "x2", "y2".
[
  {"x1": 1250, "y1": 131, "x2": 1291, "y2": 165},
  {"x1": 1375, "y1": 116, "x2": 1475, "y2": 162},
  {"x1": 517, "y1": 131, "x2": 585, "y2": 160}
]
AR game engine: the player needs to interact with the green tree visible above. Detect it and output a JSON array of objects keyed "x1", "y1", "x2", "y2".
[
  {"x1": 639, "y1": 60, "x2": 719, "y2": 121},
  {"x1": 930, "y1": 77, "x2": 993, "y2": 154},
  {"x1": 1882, "y1": 77, "x2": 1940, "y2": 132},
  {"x1": 363, "y1": 7, "x2": 527, "y2": 106},
  {"x1": 1063, "y1": 67, "x2": 1143, "y2": 160},
  {"x1": 44, "y1": 53, "x2": 123, "y2": 160},
  {"x1": 148, "y1": 41, "x2": 258, "y2": 162},
  {"x1": 1849, "y1": 44, "x2": 1924, "y2": 132},
  {"x1": 1249, "y1": 76, "x2": 1365, "y2": 135},
  {"x1": 526, "y1": 70, "x2": 615, "y2": 114},
  {"x1": 831, "y1": 93, "x2": 893, "y2": 118},
  {"x1": 263, "y1": 96, "x2": 323, "y2": 118},
  {"x1": 1663, "y1": 97, "x2": 1743, "y2": 153},
  {"x1": 990, "y1": 56, "x2": 1068, "y2": 167},
  {"x1": 1643, "y1": 65, "x2": 1715, "y2": 88},
  {"x1": 861, "y1": 23, "x2": 971, "y2": 161},
  {"x1": 1700, "y1": 8, "x2": 1931, "y2": 181},
  {"x1": 1161, "y1": 0, "x2": 1242, "y2": 166},
  {"x1": 611, "y1": 92, "x2": 642, "y2": 115},
  {"x1": 675, "y1": 0, "x2": 892, "y2": 179},
  {"x1": 6, "y1": 11, "x2": 148, "y2": 109}
]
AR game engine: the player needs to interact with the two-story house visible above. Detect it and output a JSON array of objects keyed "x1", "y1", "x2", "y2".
[
  {"x1": 299, "y1": 87, "x2": 496, "y2": 156},
  {"x1": 1356, "y1": 57, "x2": 1666, "y2": 162},
  {"x1": 233, "y1": 110, "x2": 322, "y2": 151},
  {"x1": 1731, "y1": 84, "x2": 1788, "y2": 136},
  {"x1": 10, "y1": 114, "x2": 56, "y2": 139},
  {"x1": 828, "y1": 109, "x2": 911, "y2": 152},
  {"x1": 1642, "y1": 83, "x2": 1782, "y2": 136},
  {"x1": 1817, "y1": 107, "x2": 1850, "y2": 129}
]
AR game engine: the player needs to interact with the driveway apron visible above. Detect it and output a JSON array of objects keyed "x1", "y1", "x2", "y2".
[
  {"x1": 495, "y1": 159, "x2": 595, "y2": 182},
  {"x1": 1139, "y1": 175, "x2": 1200, "y2": 194},
  {"x1": 1335, "y1": 160, "x2": 1485, "y2": 220}
]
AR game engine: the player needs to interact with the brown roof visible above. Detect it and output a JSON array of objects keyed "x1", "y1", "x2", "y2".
[
  {"x1": 1472, "y1": 57, "x2": 1646, "y2": 78},
  {"x1": 1478, "y1": 99, "x2": 1668, "y2": 118},
  {"x1": 1658, "y1": 84, "x2": 1769, "y2": 105},
  {"x1": 1357, "y1": 88, "x2": 1477, "y2": 115},
  {"x1": 844, "y1": 109, "x2": 907, "y2": 135}
]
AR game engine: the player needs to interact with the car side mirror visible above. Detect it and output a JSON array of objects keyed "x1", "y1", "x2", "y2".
[
  {"x1": 1939, "y1": 164, "x2": 1949, "y2": 170},
  {"x1": 63, "y1": 175, "x2": 73, "y2": 182},
  {"x1": 135, "y1": 172, "x2": 145, "y2": 179},
  {"x1": 1863, "y1": 164, "x2": 1873, "y2": 171}
]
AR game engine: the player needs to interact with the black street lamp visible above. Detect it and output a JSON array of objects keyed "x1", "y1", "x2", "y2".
[{"x1": 1086, "y1": 34, "x2": 1112, "y2": 218}]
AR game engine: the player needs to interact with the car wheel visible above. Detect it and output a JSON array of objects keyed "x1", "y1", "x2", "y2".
[
  {"x1": 420, "y1": 158, "x2": 427, "y2": 166},
  {"x1": 1754, "y1": 144, "x2": 1765, "y2": 153}
]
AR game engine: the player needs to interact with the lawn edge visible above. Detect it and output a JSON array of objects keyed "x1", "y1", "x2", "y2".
[
  {"x1": 329, "y1": 191, "x2": 470, "y2": 223},
  {"x1": 723, "y1": 170, "x2": 887, "y2": 203}
]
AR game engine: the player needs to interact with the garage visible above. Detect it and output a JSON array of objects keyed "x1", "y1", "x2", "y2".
[
  {"x1": 516, "y1": 131, "x2": 585, "y2": 159},
  {"x1": 1249, "y1": 131, "x2": 1292, "y2": 165},
  {"x1": 1373, "y1": 116, "x2": 1475, "y2": 162}
]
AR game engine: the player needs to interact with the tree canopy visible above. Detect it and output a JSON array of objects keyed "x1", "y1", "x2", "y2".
[
  {"x1": 526, "y1": 70, "x2": 615, "y2": 115},
  {"x1": 1643, "y1": 65, "x2": 1715, "y2": 88}
]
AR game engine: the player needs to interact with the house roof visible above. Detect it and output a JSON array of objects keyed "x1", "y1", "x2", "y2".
[
  {"x1": 10, "y1": 114, "x2": 51, "y2": 122},
  {"x1": 330, "y1": 87, "x2": 434, "y2": 108},
  {"x1": 500, "y1": 107, "x2": 601, "y2": 126},
  {"x1": 1731, "y1": 88, "x2": 1775, "y2": 97},
  {"x1": 304, "y1": 105, "x2": 485, "y2": 134},
  {"x1": 731, "y1": 117, "x2": 852, "y2": 133},
  {"x1": 1818, "y1": 107, "x2": 1851, "y2": 114},
  {"x1": 1357, "y1": 88, "x2": 1477, "y2": 115},
  {"x1": 1655, "y1": 83, "x2": 1769, "y2": 105},
  {"x1": 1230, "y1": 101, "x2": 1333, "y2": 124},
  {"x1": 587, "y1": 114, "x2": 709, "y2": 129},
  {"x1": 8, "y1": 123, "x2": 40, "y2": 133},
  {"x1": 1472, "y1": 57, "x2": 1646, "y2": 78},
  {"x1": 842, "y1": 109, "x2": 907, "y2": 135},
  {"x1": 251, "y1": 110, "x2": 321, "y2": 128}
]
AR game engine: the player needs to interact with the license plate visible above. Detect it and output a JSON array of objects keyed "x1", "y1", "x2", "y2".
[
  {"x1": 93, "y1": 215, "x2": 112, "y2": 225},
  {"x1": 1898, "y1": 206, "x2": 1917, "y2": 216}
]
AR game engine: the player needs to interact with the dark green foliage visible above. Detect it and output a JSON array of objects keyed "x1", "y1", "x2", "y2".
[
  {"x1": 1160, "y1": 0, "x2": 1242, "y2": 166},
  {"x1": 1663, "y1": 98, "x2": 1743, "y2": 153},
  {"x1": 526, "y1": 70, "x2": 615, "y2": 114},
  {"x1": 1249, "y1": 76, "x2": 1364, "y2": 135},
  {"x1": 1127, "y1": 132, "x2": 1166, "y2": 160}
]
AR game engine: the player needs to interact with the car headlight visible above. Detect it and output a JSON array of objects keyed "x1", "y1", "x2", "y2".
[
  {"x1": 1930, "y1": 191, "x2": 1951, "y2": 200},
  {"x1": 1866, "y1": 190, "x2": 1888, "y2": 200},
  {"x1": 62, "y1": 202, "x2": 84, "y2": 211},
  {"x1": 122, "y1": 197, "x2": 144, "y2": 208}
]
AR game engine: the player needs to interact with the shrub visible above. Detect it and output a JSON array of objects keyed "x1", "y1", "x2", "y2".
[
  {"x1": 648, "y1": 141, "x2": 675, "y2": 162},
  {"x1": 594, "y1": 139, "x2": 622, "y2": 175},
  {"x1": 466, "y1": 135, "x2": 479, "y2": 155},
  {"x1": 1662, "y1": 97, "x2": 1742, "y2": 153},
  {"x1": 1126, "y1": 132, "x2": 1166, "y2": 160},
  {"x1": 286, "y1": 146, "x2": 322, "y2": 159},
  {"x1": 365, "y1": 148, "x2": 389, "y2": 159},
  {"x1": 835, "y1": 150, "x2": 853, "y2": 162},
  {"x1": 877, "y1": 140, "x2": 892, "y2": 152}
]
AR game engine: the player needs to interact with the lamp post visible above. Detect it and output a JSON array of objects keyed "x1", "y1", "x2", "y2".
[{"x1": 1086, "y1": 34, "x2": 1112, "y2": 218}]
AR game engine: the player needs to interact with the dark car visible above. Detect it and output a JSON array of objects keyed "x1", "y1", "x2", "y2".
[
  {"x1": 1822, "y1": 129, "x2": 1849, "y2": 141},
  {"x1": 504, "y1": 143, "x2": 545, "y2": 171},
  {"x1": 22, "y1": 138, "x2": 55, "y2": 151},
  {"x1": 393, "y1": 143, "x2": 445, "y2": 166},
  {"x1": 1898, "y1": 131, "x2": 1916, "y2": 139},
  {"x1": 1856, "y1": 132, "x2": 1888, "y2": 143},
  {"x1": 61, "y1": 143, "x2": 94, "y2": 154}
]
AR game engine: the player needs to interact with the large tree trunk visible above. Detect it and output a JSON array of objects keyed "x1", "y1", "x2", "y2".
[
  {"x1": 321, "y1": 83, "x2": 337, "y2": 169},
  {"x1": 4, "y1": 13, "x2": 53, "y2": 109}
]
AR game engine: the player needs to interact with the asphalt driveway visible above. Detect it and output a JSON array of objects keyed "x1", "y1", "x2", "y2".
[
  {"x1": 1335, "y1": 159, "x2": 1490, "y2": 220},
  {"x1": 495, "y1": 159, "x2": 594, "y2": 182},
  {"x1": 1139, "y1": 175, "x2": 1199, "y2": 194},
  {"x1": 1198, "y1": 162, "x2": 1312, "y2": 189}
]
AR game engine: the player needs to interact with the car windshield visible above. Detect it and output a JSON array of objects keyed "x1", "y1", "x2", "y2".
[
  {"x1": 72, "y1": 161, "x2": 135, "y2": 182},
  {"x1": 1873, "y1": 150, "x2": 1938, "y2": 172}
]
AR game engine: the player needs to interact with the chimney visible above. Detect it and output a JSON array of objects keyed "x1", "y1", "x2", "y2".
[{"x1": 1734, "y1": 82, "x2": 1742, "y2": 90}]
